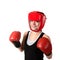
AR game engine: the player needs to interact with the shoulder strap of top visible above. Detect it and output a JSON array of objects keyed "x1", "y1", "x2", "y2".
[
  {"x1": 40, "y1": 32, "x2": 45, "y2": 38},
  {"x1": 37, "y1": 32, "x2": 45, "y2": 42},
  {"x1": 25, "y1": 31, "x2": 30, "y2": 40}
]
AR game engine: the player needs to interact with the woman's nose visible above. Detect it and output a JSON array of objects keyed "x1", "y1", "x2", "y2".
[{"x1": 32, "y1": 21, "x2": 36, "y2": 25}]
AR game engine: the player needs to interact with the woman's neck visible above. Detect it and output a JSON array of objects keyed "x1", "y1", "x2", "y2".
[
  {"x1": 29, "y1": 31, "x2": 42, "y2": 41},
  {"x1": 31, "y1": 30, "x2": 42, "y2": 35}
]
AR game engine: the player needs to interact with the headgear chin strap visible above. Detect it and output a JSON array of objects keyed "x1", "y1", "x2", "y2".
[{"x1": 28, "y1": 11, "x2": 46, "y2": 32}]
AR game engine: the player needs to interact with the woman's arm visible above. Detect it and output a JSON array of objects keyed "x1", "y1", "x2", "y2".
[
  {"x1": 18, "y1": 32, "x2": 28, "y2": 52},
  {"x1": 43, "y1": 34, "x2": 52, "y2": 59}
]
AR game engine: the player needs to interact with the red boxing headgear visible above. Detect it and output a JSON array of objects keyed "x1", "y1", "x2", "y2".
[{"x1": 28, "y1": 11, "x2": 46, "y2": 32}]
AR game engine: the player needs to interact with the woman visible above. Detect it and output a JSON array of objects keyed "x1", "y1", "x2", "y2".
[{"x1": 9, "y1": 11, "x2": 52, "y2": 60}]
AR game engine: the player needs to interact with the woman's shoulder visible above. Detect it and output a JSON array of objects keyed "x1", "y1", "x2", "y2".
[
  {"x1": 23, "y1": 31, "x2": 30, "y2": 36},
  {"x1": 43, "y1": 33, "x2": 51, "y2": 42}
]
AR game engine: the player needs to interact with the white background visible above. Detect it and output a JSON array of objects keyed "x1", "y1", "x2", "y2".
[{"x1": 0, "y1": 0, "x2": 60, "y2": 60}]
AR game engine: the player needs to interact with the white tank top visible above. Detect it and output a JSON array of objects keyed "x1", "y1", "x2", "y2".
[{"x1": 27, "y1": 32, "x2": 42, "y2": 46}]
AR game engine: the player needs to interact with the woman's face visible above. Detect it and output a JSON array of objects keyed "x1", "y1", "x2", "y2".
[{"x1": 29, "y1": 20, "x2": 40, "y2": 31}]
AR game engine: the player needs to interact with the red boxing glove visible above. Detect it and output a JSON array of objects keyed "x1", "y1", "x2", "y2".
[
  {"x1": 37, "y1": 37, "x2": 52, "y2": 56},
  {"x1": 9, "y1": 31, "x2": 21, "y2": 48},
  {"x1": 9, "y1": 31, "x2": 21, "y2": 42}
]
